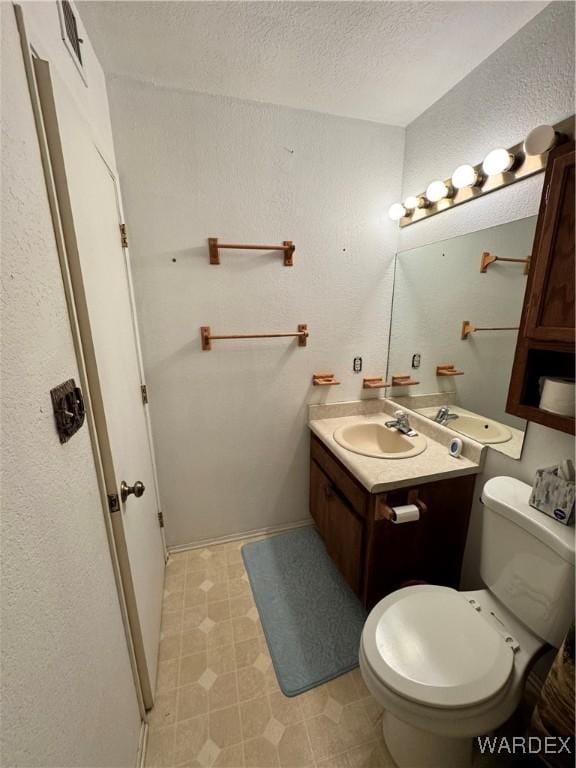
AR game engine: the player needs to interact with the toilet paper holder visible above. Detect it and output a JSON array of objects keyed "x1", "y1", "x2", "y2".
[{"x1": 376, "y1": 490, "x2": 427, "y2": 523}]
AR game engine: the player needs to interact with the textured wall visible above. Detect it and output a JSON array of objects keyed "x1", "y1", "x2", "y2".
[
  {"x1": 398, "y1": 1, "x2": 575, "y2": 588},
  {"x1": 0, "y1": 5, "x2": 140, "y2": 766},
  {"x1": 108, "y1": 77, "x2": 404, "y2": 546},
  {"x1": 399, "y1": 1, "x2": 576, "y2": 252}
]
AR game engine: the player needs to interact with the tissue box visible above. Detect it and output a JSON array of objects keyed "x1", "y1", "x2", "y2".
[{"x1": 530, "y1": 466, "x2": 575, "y2": 526}]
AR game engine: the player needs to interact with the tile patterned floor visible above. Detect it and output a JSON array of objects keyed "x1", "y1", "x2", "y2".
[{"x1": 146, "y1": 537, "x2": 395, "y2": 768}]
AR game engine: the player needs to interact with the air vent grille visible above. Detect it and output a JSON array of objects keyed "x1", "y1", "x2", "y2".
[{"x1": 62, "y1": 1, "x2": 82, "y2": 65}]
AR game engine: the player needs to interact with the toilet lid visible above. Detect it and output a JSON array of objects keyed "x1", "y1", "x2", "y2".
[{"x1": 362, "y1": 585, "x2": 514, "y2": 709}]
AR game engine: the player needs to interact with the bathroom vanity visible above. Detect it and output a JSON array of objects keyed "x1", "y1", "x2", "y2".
[{"x1": 309, "y1": 401, "x2": 483, "y2": 609}]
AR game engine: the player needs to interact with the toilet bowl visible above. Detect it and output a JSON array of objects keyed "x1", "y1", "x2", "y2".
[
  {"x1": 358, "y1": 476, "x2": 575, "y2": 768},
  {"x1": 359, "y1": 585, "x2": 543, "y2": 767}
]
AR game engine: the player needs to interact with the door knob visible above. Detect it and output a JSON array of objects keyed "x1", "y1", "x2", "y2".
[{"x1": 121, "y1": 480, "x2": 146, "y2": 503}]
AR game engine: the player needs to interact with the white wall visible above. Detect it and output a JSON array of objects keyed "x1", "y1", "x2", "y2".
[
  {"x1": 0, "y1": 4, "x2": 140, "y2": 766},
  {"x1": 398, "y1": 1, "x2": 575, "y2": 588},
  {"x1": 107, "y1": 77, "x2": 404, "y2": 546}
]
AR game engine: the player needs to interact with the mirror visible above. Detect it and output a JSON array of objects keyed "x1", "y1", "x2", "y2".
[{"x1": 387, "y1": 216, "x2": 537, "y2": 459}]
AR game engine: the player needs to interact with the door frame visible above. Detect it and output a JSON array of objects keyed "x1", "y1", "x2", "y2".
[{"x1": 14, "y1": 4, "x2": 165, "y2": 718}]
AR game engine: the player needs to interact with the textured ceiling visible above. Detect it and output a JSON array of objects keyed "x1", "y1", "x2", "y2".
[{"x1": 79, "y1": 1, "x2": 548, "y2": 126}]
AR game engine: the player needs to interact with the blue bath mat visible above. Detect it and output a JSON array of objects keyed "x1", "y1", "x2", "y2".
[{"x1": 241, "y1": 526, "x2": 368, "y2": 697}]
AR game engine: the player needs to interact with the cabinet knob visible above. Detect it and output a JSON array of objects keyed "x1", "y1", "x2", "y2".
[{"x1": 324, "y1": 484, "x2": 334, "y2": 500}]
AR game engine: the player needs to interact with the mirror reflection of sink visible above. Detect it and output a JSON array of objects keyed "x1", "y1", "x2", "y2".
[
  {"x1": 333, "y1": 422, "x2": 427, "y2": 459},
  {"x1": 447, "y1": 414, "x2": 512, "y2": 444}
]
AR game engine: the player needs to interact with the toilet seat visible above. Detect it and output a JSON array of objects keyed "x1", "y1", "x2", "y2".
[{"x1": 362, "y1": 585, "x2": 514, "y2": 710}]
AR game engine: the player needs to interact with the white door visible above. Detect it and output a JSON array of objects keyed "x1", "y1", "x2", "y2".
[{"x1": 35, "y1": 61, "x2": 165, "y2": 706}]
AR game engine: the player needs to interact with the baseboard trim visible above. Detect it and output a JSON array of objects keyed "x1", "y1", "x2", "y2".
[
  {"x1": 168, "y1": 518, "x2": 313, "y2": 554},
  {"x1": 136, "y1": 720, "x2": 148, "y2": 768}
]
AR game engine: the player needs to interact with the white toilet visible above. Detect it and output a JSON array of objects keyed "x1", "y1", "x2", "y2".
[{"x1": 359, "y1": 476, "x2": 575, "y2": 768}]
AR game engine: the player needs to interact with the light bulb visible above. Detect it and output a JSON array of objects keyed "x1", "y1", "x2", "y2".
[
  {"x1": 404, "y1": 195, "x2": 425, "y2": 211},
  {"x1": 482, "y1": 148, "x2": 514, "y2": 176},
  {"x1": 524, "y1": 125, "x2": 557, "y2": 156},
  {"x1": 388, "y1": 203, "x2": 406, "y2": 221},
  {"x1": 451, "y1": 164, "x2": 480, "y2": 189},
  {"x1": 425, "y1": 180, "x2": 451, "y2": 203}
]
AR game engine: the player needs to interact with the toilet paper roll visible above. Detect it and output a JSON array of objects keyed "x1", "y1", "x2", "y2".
[
  {"x1": 539, "y1": 377, "x2": 575, "y2": 417},
  {"x1": 390, "y1": 504, "x2": 420, "y2": 524}
]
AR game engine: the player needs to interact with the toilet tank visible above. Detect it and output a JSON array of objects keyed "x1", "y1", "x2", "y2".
[{"x1": 480, "y1": 476, "x2": 575, "y2": 648}]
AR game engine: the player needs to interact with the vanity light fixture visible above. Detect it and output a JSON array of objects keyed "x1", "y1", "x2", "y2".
[
  {"x1": 404, "y1": 195, "x2": 427, "y2": 211},
  {"x1": 425, "y1": 180, "x2": 452, "y2": 203},
  {"x1": 388, "y1": 203, "x2": 407, "y2": 221},
  {"x1": 391, "y1": 115, "x2": 573, "y2": 228},
  {"x1": 451, "y1": 164, "x2": 482, "y2": 190},
  {"x1": 482, "y1": 148, "x2": 515, "y2": 176},
  {"x1": 524, "y1": 124, "x2": 559, "y2": 156}
]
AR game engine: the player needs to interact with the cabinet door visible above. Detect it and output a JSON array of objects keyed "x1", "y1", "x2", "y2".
[
  {"x1": 310, "y1": 459, "x2": 329, "y2": 537},
  {"x1": 324, "y1": 485, "x2": 363, "y2": 594},
  {"x1": 525, "y1": 143, "x2": 575, "y2": 343}
]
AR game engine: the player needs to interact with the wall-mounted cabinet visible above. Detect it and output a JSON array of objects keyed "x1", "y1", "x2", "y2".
[{"x1": 507, "y1": 142, "x2": 575, "y2": 435}]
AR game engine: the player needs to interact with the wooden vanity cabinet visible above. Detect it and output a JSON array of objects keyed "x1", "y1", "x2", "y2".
[
  {"x1": 310, "y1": 434, "x2": 476, "y2": 609},
  {"x1": 507, "y1": 141, "x2": 575, "y2": 435}
]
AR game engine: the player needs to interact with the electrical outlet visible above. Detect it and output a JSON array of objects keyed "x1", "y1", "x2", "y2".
[{"x1": 353, "y1": 357, "x2": 362, "y2": 373}]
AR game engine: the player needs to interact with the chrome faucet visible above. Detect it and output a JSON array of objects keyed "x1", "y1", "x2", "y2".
[
  {"x1": 434, "y1": 406, "x2": 459, "y2": 426},
  {"x1": 385, "y1": 410, "x2": 417, "y2": 437}
]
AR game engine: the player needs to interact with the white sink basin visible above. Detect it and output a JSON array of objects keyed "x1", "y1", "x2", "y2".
[
  {"x1": 448, "y1": 414, "x2": 512, "y2": 445},
  {"x1": 333, "y1": 422, "x2": 427, "y2": 459}
]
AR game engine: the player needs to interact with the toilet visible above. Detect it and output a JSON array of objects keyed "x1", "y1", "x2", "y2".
[{"x1": 359, "y1": 476, "x2": 575, "y2": 768}]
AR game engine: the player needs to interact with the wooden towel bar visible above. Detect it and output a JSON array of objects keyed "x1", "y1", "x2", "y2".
[
  {"x1": 480, "y1": 251, "x2": 530, "y2": 275},
  {"x1": 208, "y1": 238, "x2": 295, "y2": 266},
  {"x1": 201, "y1": 324, "x2": 308, "y2": 350},
  {"x1": 461, "y1": 320, "x2": 519, "y2": 340}
]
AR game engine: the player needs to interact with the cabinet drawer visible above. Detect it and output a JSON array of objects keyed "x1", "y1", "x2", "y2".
[{"x1": 311, "y1": 435, "x2": 368, "y2": 518}]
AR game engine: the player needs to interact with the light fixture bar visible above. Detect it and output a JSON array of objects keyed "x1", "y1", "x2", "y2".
[{"x1": 398, "y1": 115, "x2": 574, "y2": 228}]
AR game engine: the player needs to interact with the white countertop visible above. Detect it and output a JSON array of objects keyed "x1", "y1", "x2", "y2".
[{"x1": 308, "y1": 399, "x2": 484, "y2": 494}]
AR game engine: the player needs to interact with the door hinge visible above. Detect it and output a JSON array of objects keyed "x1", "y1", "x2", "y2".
[
  {"x1": 141, "y1": 384, "x2": 148, "y2": 404},
  {"x1": 157, "y1": 511, "x2": 164, "y2": 528},
  {"x1": 119, "y1": 223, "x2": 128, "y2": 248},
  {"x1": 108, "y1": 493, "x2": 120, "y2": 514}
]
